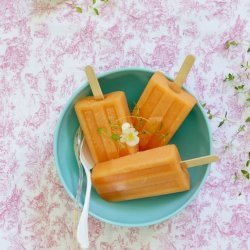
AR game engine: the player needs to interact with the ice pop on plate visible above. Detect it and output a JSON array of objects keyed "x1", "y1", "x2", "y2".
[
  {"x1": 92, "y1": 145, "x2": 218, "y2": 202},
  {"x1": 133, "y1": 55, "x2": 197, "y2": 150},
  {"x1": 75, "y1": 66, "x2": 138, "y2": 164}
]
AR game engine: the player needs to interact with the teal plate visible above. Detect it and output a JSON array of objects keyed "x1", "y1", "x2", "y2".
[{"x1": 53, "y1": 68, "x2": 212, "y2": 227}]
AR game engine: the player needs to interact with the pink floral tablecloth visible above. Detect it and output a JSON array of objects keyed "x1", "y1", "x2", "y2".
[{"x1": 1, "y1": 1, "x2": 250, "y2": 249}]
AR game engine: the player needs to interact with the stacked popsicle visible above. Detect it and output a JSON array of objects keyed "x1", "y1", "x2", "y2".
[
  {"x1": 75, "y1": 66, "x2": 138, "y2": 164},
  {"x1": 74, "y1": 56, "x2": 218, "y2": 202},
  {"x1": 92, "y1": 145, "x2": 218, "y2": 202}
]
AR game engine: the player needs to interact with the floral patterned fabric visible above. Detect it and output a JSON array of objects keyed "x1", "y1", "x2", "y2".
[{"x1": 1, "y1": 0, "x2": 250, "y2": 249}]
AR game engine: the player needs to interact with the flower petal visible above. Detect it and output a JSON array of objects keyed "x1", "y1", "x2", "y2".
[
  {"x1": 126, "y1": 135, "x2": 139, "y2": 147},
  {"x1": 121, "y1": 122, "x2": 130, "y2": 132},
  {"x1": 120, "y1": 134, "x2": 126, "y2": 143},
  {"x1": 123, "y1": 127, "x2": 135, "y2": 135}
]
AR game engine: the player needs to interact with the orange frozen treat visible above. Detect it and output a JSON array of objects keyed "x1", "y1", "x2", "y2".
[
  {"x1": 133, "y1": 55, "x2": 197, "y2": 150},
  {"x1": 75, "y1": 66, "x2": 138, "y2": 164},
  {"x1": 92, "y1": 145, "x2": 218, "y2": 202}
]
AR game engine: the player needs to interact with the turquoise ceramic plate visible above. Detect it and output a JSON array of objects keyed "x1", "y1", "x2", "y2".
[{"x1": 54, "y1": 68, "x2": 212, "y2": 227}]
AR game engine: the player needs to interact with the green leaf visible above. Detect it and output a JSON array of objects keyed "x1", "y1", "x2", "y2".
[
  {"x1": 225, "y1": 40, "x2": 238, "y2": 49},
  {"x1": 246, "y1": 160, "x2": 250, "y2": 167},
  {"x1": 234, "y1": 85, "x2": 244, "y2": 91},
  {"x1": 93, "y1": 7, "x2": 99, "y2": 15},
  {"x1": 230, "y1": 41, "x2": 238, "y2": 46},
  {"x1": 218, "y1": 120, "x2": 225, "y2": 127},
  {"x1": 201, "y1": 103, "x2": 206, "y2": 108},
  {"x1": 208, "y1": 114, "x2": 213, "y2": 120},
  {"x1": 93, "y1": 0, "x2": 96, "y2": 4},
  {"x1": 241, "y1": 169, "x2": 250, "y2": 179},
  {"x1": 97, "y1": 127, "x2": 104, "y2": 134},
  {"x1": 224, "y1": 112, "x2": 227, "y2": 118},
  {"x1": 247, "y1": 47, "x2": 250, "y2": 53},
  {"x1": 228, "y1": 73, "x2": 234, "y2": 80},
  {"x1": 238, "y1": 125, "x2": 245, "y2": 132},
  {"x1": 111, "y1": 134, "x2": 120, "y2": 141},
  {"x1": 248, "y1": 151, "x2": 250, "y2": 158},
  {"x1": 245, "y1": 117, "x2": 250, "y2": 122},
  {"x1": 76, "y1": 6, "x2": 83, "y2": 13},
  {"x1": 224, "y1": 73, "x2": 235, "y2": 82}
]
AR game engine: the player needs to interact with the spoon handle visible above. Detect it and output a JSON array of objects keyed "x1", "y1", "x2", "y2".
[{"x1": 77, "y1": 169, "x2": 91, "y2": 249}]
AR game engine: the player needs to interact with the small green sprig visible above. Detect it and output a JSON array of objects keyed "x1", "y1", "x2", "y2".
[
  {"x1": 111, "y1": 133, "x2": 120, "y2": 141},
  {"x1": 93, "y1": 7, "x2": 99, "y2": 15},
  {"x1": 218, "y1": 112, "x2": 228, "y2": 127},
  {"x1": 234, "y1": 85, "x2": 245, "y2": 91},
  {"x1": 224, "y1": 40, "x2": 239, "y2": 49},
  {"x1": 241, "y1": 169, "x2": 250, "y2": 179},
  {"x1": 89, "y1": 0, "x2": 109, "y2": 15},
  {"x1": 223, "y1": 73, "x2": 235, "y2": 82},
  {"x1": 206, "y1": 109, "x2": 213, "y2": 120},
  {"x1": 235, "y1": 152, "x2": 250, "y2": 181},
  {"x1": 224, "y1": 40, "x2": 250, "y2": 109},
  {"x1": 223, "y1": 73, "x2": 246, "y2": 93},
  {"x1": 58, "y1": 1, "x2": 83, "y2": 13},
  {"x1": 224, "y1": 125, "x2": 246, "y2": 151},
  {"x1": 132, "y1": 105, "x2": 169, "y2": 142},
  {"x1": 73, "y1": 0, "x2": 109, "y2": 15},
  {"x1": 241, "y1": 61, "x2": 250, "y2": 71},
  {"x1": 76, "y1": 6, "x2": 83, "y2": 13},
  {"x1": 97, "y1": 112, "x2": 170, "y2": 146},
  {"x1": 234, "y1": 152, "x2": 250, "y2": 182},
  {"x1": 201, "y1": 103, "x2": 230, "y2": 127},
  {"x1": 97, "y1": 126, "x2": 121, "y2": 142}
]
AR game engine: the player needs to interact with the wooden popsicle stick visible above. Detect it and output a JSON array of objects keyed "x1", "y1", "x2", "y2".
[
  {"x1": 181, "y1": 155, "x2": 219, "y2": 168},
  {"x1": 85, "y1": 65, "x2": 104, "y2": 100},
  {"x1": 170, "y1": 55, "x2": 196, "y2": 93}
]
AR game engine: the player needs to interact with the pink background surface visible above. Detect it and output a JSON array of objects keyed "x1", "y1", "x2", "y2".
[{"x1": 1, "y1": 1, "x2": 250, "y2": 249}]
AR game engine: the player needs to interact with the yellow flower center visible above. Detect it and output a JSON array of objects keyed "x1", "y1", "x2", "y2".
[{"x1": 127, "y1": 133, "x2": 135, "y2": 141}]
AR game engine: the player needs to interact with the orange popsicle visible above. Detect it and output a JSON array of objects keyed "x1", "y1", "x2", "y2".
[
  {"x1": 132, "y1": 55, "x2": 197, "y2": 150},
  {"x1": 75, "y1": 66, "x2": 138, "y2": 164},
  {"x1": 92, "y1": 145, "x2": 218, "y2": 202}
]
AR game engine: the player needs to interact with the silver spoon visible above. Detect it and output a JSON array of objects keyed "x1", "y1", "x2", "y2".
[
  {"x1": 74, "y1": 129, "x2": 94, "y2": 249},
  {"x1": 73, "y1": 128, "x2": 84, "y2": 250}
]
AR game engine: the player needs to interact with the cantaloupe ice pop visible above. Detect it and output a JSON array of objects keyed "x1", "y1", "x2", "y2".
[
  {"x1": 92, "y1": 145, "x2": 218, "y2": 202},
  {"x1": 132, "y1": 55, "x2": 197, "y2": 151},
  {"x1": 75, "y1": 66, "x2": 138, "y2": 164}
]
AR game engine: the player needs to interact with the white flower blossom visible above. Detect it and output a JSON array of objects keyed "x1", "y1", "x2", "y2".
[{"x1": 120, "y1": 122, "x2": 139, "y2": 147}]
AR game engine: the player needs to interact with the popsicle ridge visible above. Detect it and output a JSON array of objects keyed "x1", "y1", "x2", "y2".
[
  {"x1": 75, "y1": 91, "x2": 138, "y2": 163},
  {"x1": 132, "y1": 71, "x2": 197, "y2": 150},
  {"x1": 92, "y1": 145, "x2": 191, "y2": 202}
]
